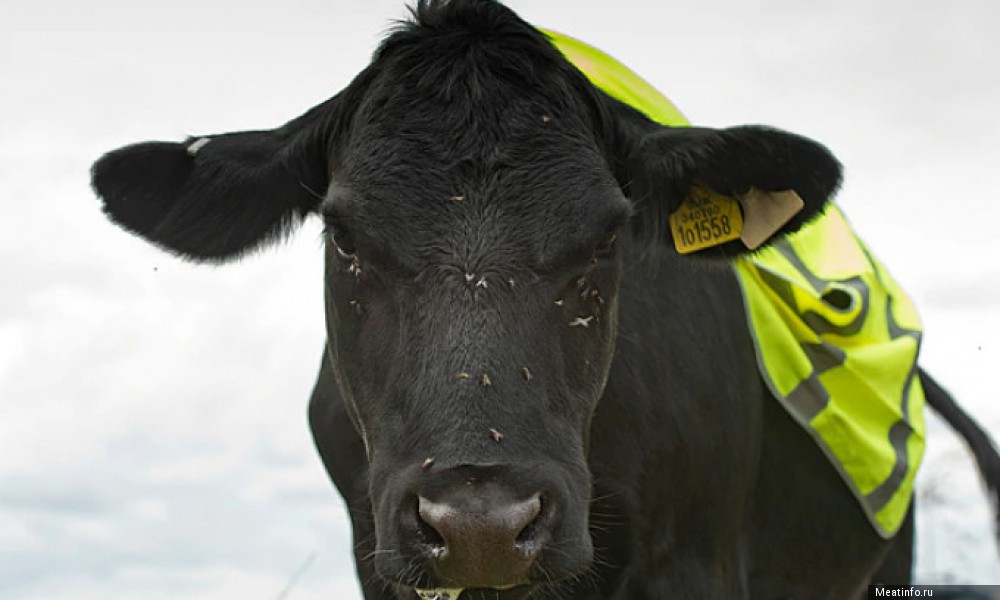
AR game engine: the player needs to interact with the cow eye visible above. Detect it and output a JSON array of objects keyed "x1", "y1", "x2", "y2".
[
  {"x1": 594, "y1": 232, "x2": 617, "y2": 258},
  {"x1": 329, "y1": 227, "x2": 357, "y2": 260}
]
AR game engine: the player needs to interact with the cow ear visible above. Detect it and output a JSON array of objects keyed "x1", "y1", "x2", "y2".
[
  {"x1": 607, "y1": 100, "x2": 842, "y2": 258},
  {"x1": 91, "y1": 98, "x2": 337, "y2": 262}
]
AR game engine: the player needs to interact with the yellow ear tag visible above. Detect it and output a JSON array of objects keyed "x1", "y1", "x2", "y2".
[{"x1": 668, "y1": 184, "x2": 744, "y2": 254}]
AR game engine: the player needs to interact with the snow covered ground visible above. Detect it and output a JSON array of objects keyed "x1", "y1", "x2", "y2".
[{"x1": 2, "y1": 0, "x2": 998, "y2": 598}]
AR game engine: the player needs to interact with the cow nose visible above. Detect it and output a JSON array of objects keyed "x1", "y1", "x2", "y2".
[{"x1": 416, "y1": 492, "x2": 544, "y2": 587}]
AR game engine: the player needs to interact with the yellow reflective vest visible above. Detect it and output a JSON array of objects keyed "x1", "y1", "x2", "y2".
[{"x1": 544, "y1": 28, "x2": 925, "y2": 538}]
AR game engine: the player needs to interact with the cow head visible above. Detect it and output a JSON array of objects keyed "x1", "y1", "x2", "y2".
[{"x1": 91, "y1": 0, "x2": 841, "y2": 597}]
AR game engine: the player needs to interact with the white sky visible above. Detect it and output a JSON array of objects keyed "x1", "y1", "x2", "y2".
[{"x1": 2, "y1": 0, "x2": 999, "y2": 597}]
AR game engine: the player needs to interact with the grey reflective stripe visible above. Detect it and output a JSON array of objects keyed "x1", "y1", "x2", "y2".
[
  {"x1": 754, "y1": 267, "x2": 868, "y2": 338},
  {"x1": 801, "y1": 277, "x2": 869, "y2": 337},
  {"x1": 773, "y1": 238, "x2": 870, "y2": 336},
  {"x1": 773, "y1": 238, "x2": 825, "y2": 291},
  {"x1": 865, "y1": 401, "x2": 918, "y2": 511},
  {"x1": 784, "y1": 342, "x2": 847, "y2": 421},
  {"x1": 784, "y1": 375, "x2": 830, "y2": 422},
  {"x1": 802, "y1": 341, "x2": 848, "y2": 373},
  {"x1": 860, "y1": 244, "x2": 923, "y2": 515},
  {"x1": 755, "y1": 268, "x2": 798, "y2": 312}
]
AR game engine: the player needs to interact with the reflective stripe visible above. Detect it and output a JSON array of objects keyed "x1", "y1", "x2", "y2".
[
  {"x1": 784, "y1": 342, "x2": 847, "y2": 421},
  {"x1": 546, "y1": 28, "x2": 926, "y2": 538}
]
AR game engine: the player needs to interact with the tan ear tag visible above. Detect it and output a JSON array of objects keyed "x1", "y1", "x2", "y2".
[
  {"x1": 668, "y1": 183, "x2": 744, "y2": 254},
  {"x1": 737, "y1": 189, "x2": 805, "y2": 250}
]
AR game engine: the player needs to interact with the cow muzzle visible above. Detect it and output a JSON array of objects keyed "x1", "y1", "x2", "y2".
[
  {"x1": 380, "y1": 463, "x2": 588, "y2": 592},
  {"x1": 416, "y1": 490, "x2": 544, "y2": 587}
]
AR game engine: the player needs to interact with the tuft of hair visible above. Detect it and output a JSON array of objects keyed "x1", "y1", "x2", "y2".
[
  {"x1": 372, "y1": 0, "x2": 615, "y2": 166},
  {"x1": 376, "y1": 0, "x2": 578, "y2": 97}
]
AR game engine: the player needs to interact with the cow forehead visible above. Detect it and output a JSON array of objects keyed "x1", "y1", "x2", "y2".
[
  {"x1": 343, "y1": 71, "x2": 604, "y2": 173},
  {"x1": 330, "y1": 157, "x2": 626, "y2": 268},
  {"x1": 338, "y1": 110, "x2": 619, "y2": 238},
  {"x1": 339, "y1": 128, "x2": 615, "y2": 206},
  {"x1": 323, "y1": 14, "x2": 626, "y2": 265}
]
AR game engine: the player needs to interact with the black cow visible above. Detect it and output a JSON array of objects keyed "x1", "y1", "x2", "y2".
[{"x1": 91, "y1": 1, "x2": 1000, "y2": 598}]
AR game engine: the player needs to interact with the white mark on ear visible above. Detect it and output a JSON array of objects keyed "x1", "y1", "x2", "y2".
[
  {"x1": 569, "y1": 316, "x2": 594, "y2": 328},
  {"x1": 185, "y1": 137, "x2": 211, "y2": 156},
  {"x1": 416, "y1": 588, "x2": 463, "y2": 600}
]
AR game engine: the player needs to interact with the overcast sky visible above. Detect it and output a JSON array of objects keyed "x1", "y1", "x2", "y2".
[{"x1": 2, "y1": 0, "x2": 999, "y2": 598}]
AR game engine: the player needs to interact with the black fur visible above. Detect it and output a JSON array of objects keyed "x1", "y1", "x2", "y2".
[
  {"x1": 92, "y1": 90, "x2": 354, "y2": 261},
  {"x1": 92, "y1": 1, "x2": 998, "y2": 598}
]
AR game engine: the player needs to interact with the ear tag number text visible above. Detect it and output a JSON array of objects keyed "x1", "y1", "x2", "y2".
[{"x1": 669, "y1": 184, "x2": 744, "y2": 254}]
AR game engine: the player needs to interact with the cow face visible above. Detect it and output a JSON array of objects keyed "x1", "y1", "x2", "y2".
[
  {"x1": 318, "y1": 12, "x2": 639, "y2": 592},
  {"x1": 91, "y1": 1, "x2": 841, "y2": 597}
]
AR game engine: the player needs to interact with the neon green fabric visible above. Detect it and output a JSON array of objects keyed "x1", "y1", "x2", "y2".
[
  {"x1": 545, "y1": 29, "x2": 925, "y2": 537},
  {"x1": 540, "y1": 29, "x2": 689, "y2": 127},
  {"x1": 735, "y1": 208, "x2": 925, "y2": 537}
]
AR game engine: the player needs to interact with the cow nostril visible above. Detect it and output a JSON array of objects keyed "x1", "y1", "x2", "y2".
[
  {"x1": 514, "y1": 514, "x2": 539, "y2": 544},
  {"x1": 414, "y1": 498, "x2": 447, "y2": 551},
  {"x1": 514, "y1": 494, "x2": 545, "y2": 557},
  {"x1": 515, "y1": 494, "x2": 543, "y2": 542}
]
